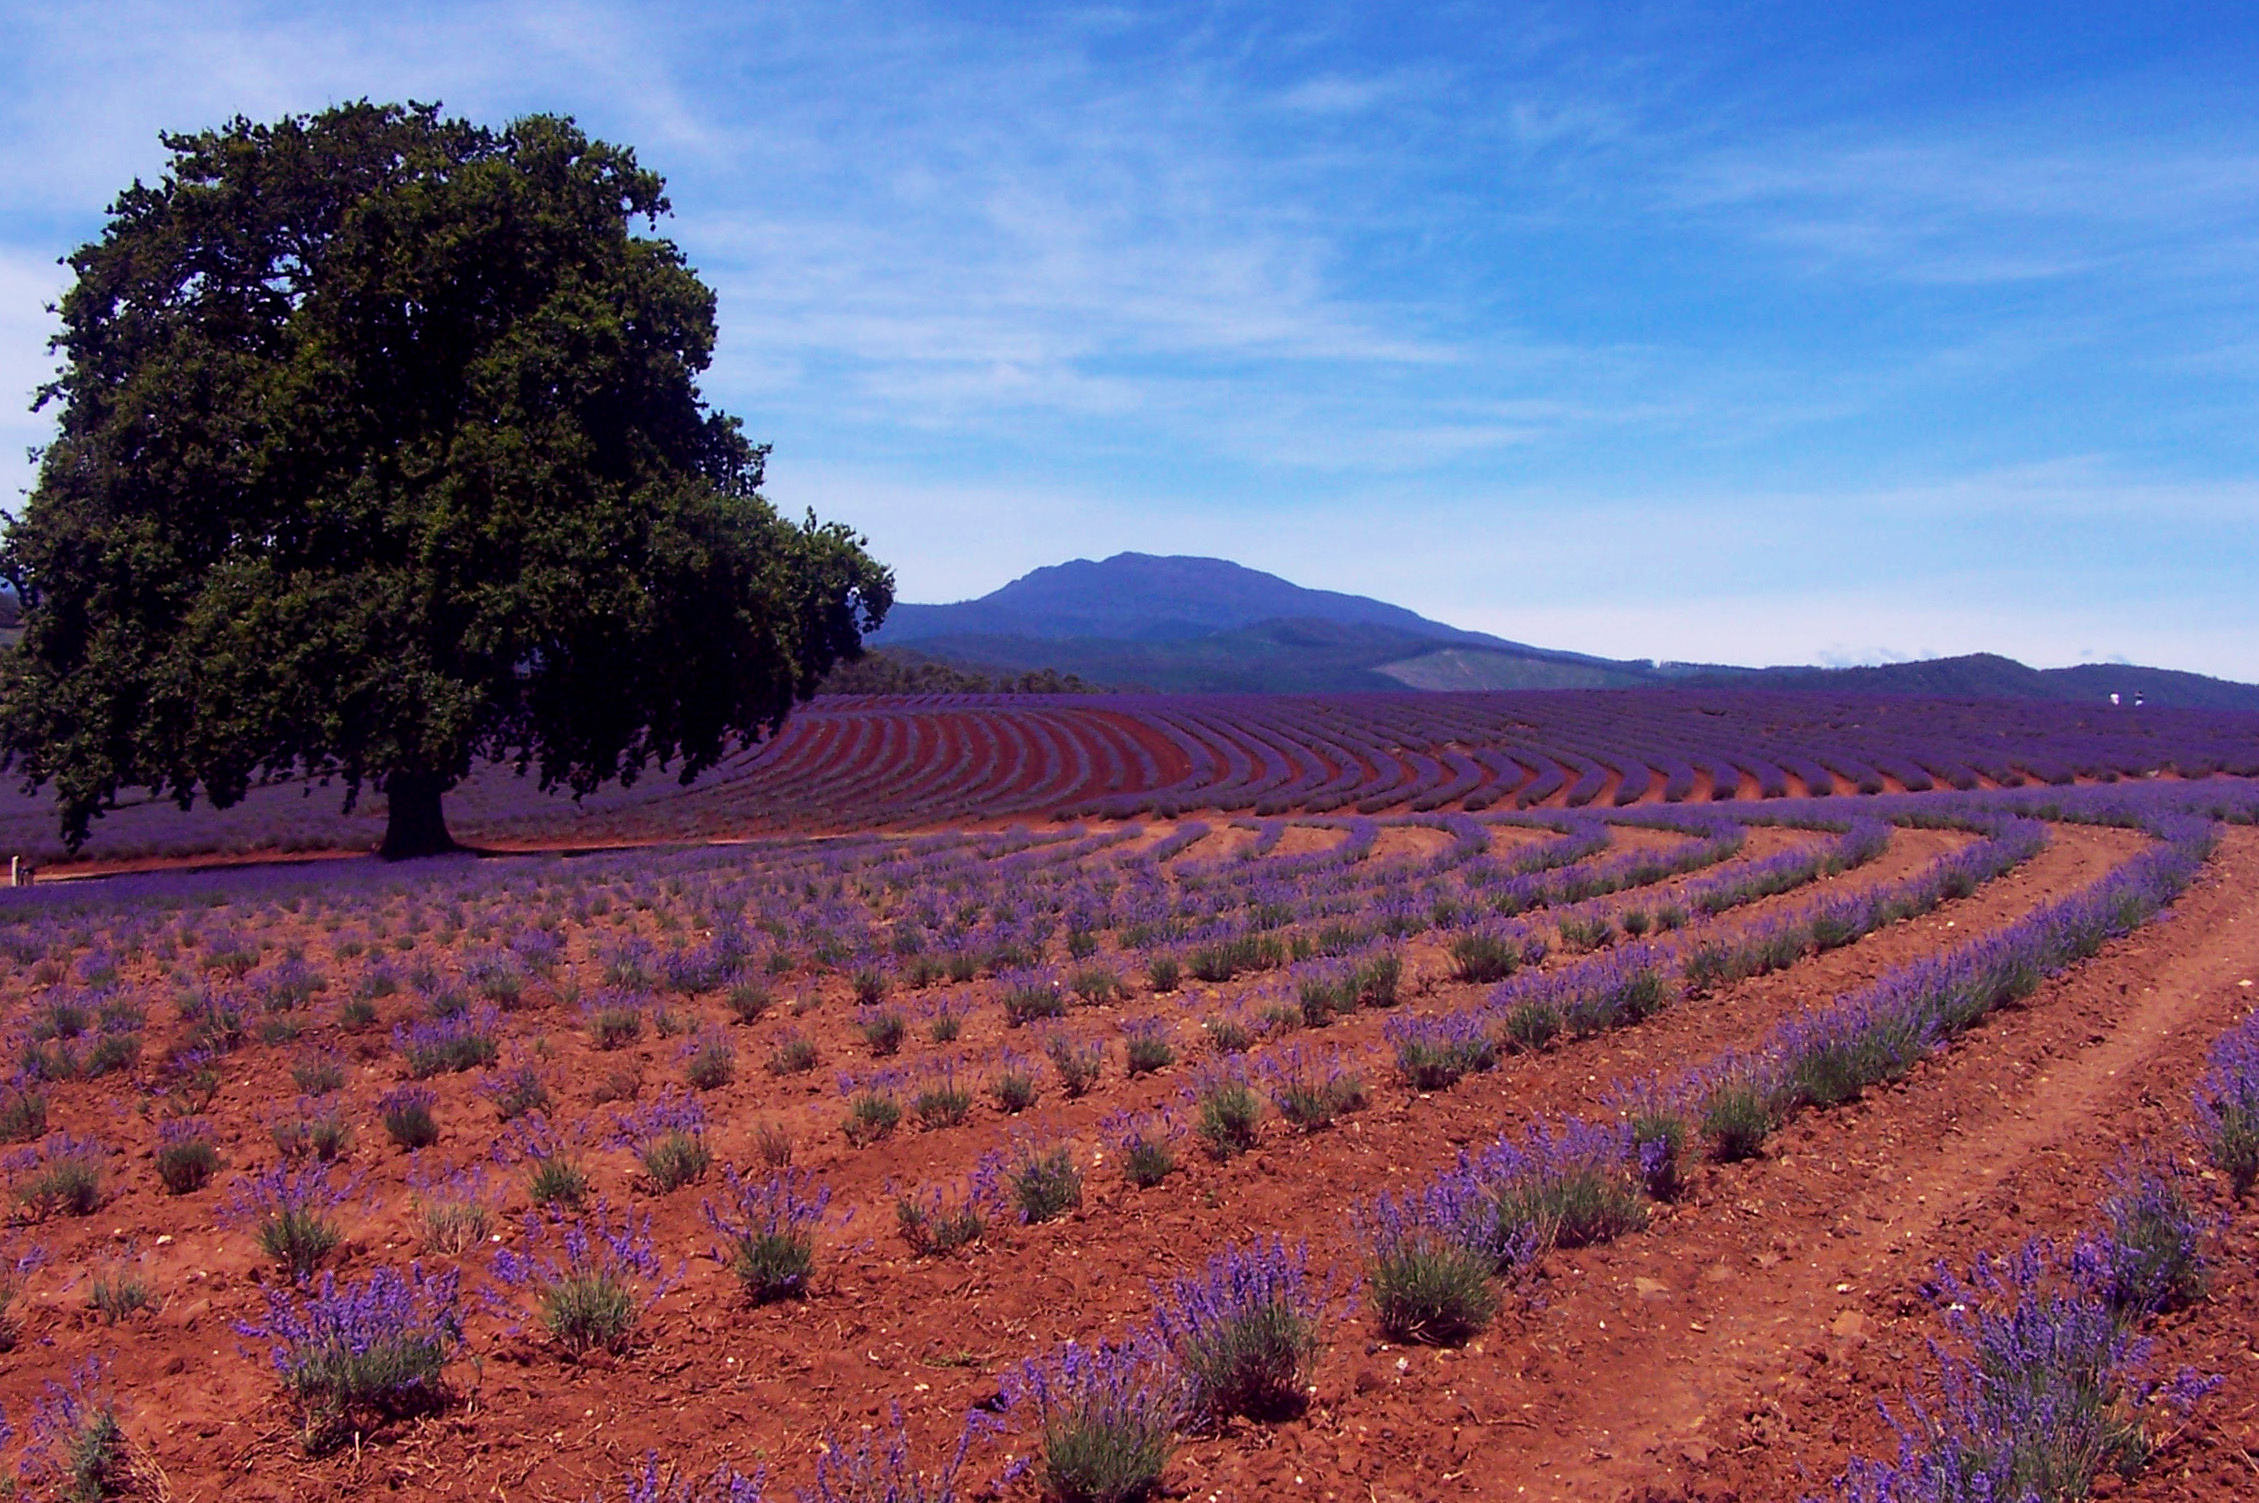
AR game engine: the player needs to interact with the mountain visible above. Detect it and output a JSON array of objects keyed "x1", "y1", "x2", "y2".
[
  {"x1": 882, "y1": 619, "x2": 1654, "y2": 694},
  {"x1": 1672, "y1": 653, "x2": 2259, "y2": 713},
  {"x1": 873, "y1": 552, "x2": 1650, "y2": 684},
  {"x1": 875, "y1": 552, "x2": 1495, "y2": 643},
  {"x1": 862, "y1": 553, "x2": 2259, "y2": 709}
]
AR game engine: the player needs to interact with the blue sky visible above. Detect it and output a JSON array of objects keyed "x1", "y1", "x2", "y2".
[{"x1": 2, "y1": 2, "x2": 2256, "y2": 676}]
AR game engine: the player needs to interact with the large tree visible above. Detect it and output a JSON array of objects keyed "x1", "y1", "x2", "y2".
[{"x1": 1, "y1": 102, "x2": 891, "y2": 859}]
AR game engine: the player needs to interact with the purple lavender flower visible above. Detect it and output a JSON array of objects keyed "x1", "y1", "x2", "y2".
[
  {"x1": 1354, "y1": 1174, "x2": 1503, "y2": 1345},
  {"x1": 392, "y1": 1007, "x2": 500, "y2": 1077},
  {"x1": 1150, "y1": 1237, "x2": 1336, "y2": 1424},
  {"x1": 893, "y1": 1151, "x2": 1008, "y2": 1257},
  {"x1": 799, "y1": 1405, "x2": 994, "y2": 1503},
  {"x1": 1000, "y1": 1336, "x2": 1178, "y2": 1503},
  {"x1": 225, "y1": 1161, "x2": 358, "y2": 1277},
  {"x1": 1827, "y1": 1240, "x2": 2218, "y2": 1503},
  {"x1": 702, "y1": 1166, "x2": 834, "y2": 1304},
  {"x1": 609, "y1": 1089, "x2": 711, "y2": 1192},
  {"x1": 237, "y1": 1263, "x2": 463, "y2": 1442},
  {"x1": 489, "y1": 1202, "x2": 672, "y2": 1357},
  {"x1": 2193, "y1": 1012, "x2": 2259, "y2": 1195},
  {"x1": 591, "y1": 1453, "x2": 765, "y2": 1503},
  {"x1": 1383, "y1": 1009, "x2": 1495, "y2": 1091},
  {"x1": 22, "y1": 1359, "x2": 122, "y2": 1495},
  {"x1": 2077, "y1": 1159, "x2": 2210, "y2": 1319}
]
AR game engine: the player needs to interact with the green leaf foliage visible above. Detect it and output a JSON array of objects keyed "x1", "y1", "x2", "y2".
[{"x1": 1, "y1": 101, "x2": 891, "y2": 853}]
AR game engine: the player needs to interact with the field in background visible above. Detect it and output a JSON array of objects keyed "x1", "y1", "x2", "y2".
[{"x1": 6, "y1": 688, "x2": 2256, "y2": 869}]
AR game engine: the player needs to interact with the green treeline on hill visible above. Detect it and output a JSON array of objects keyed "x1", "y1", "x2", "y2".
[{"x1": 818, "y1": 648, "x2": 1114, "y2": 696}]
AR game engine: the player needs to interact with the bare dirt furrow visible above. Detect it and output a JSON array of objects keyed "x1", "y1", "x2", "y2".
[
  {"x1": 11, "y1": 822, "x2": 2170, "y2": 1501},
  {"x1": 1352, "y1": 825, "x2": 2259, "y2": 1503}
]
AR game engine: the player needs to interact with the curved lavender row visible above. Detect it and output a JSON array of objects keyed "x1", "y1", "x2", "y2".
[
  {"x1": 1455, "y1": 813, "x2": 1734, "y2": 917},
  {"x1": 1678, "y1": 817, "x2": 1889, "y2": 915},
  {"x1": 1818, "y1": 938, "x2": 2249, "y2": 1502},
  {"x1": 1381, "y1": 812, "x2": 2043, "y2": 1083},
  {"x1": 1679, "y1": 815, "x2": 2048, "y2": 994},
  {"x1": 1135, "y1": 823, "x2": 1213, "y2": 867},
  {"x1": 1350, "y1": 802, "x2": 2222, "y2": 1390},
  {"x1": 1678, "y1": 812, "x2": 2214, "y2": 1153}
]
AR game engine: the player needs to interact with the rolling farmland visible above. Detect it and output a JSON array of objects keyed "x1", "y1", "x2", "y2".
[
  {"x1": 8, "y1": 688, "x2": 2253, "y2": 868},
  {"x1": 0, "y1": 764, "x2": 2255, "y2": 1500}
]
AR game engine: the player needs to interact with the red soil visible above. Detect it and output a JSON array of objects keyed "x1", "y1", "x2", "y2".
[{"x1": 2, "y1": 822, "x2": 2254, "y2": 1502}]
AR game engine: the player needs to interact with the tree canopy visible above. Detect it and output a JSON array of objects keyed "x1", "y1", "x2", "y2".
[{"x1": 1, "y1": 102, "x2": 892, "y2": 858}]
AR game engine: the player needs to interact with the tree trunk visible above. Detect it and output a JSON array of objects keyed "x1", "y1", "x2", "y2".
[{"x1": 380, "y1": 771, "x2": 459, "y2": 860}]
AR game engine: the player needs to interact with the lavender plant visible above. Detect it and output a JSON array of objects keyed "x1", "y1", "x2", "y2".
[
  {"x1": 1009, "y1": 1140, "x2": 1084, "y2": 1224},
  {"x1": 2193, "y1": 1012, "x2": 2259, "y2": 1195},
  {"x1": 912, "y1": 1057, "x2": 974, "y2": 1130},
  {"x1": 0, "y1": 1237, "x2": 42, "y2": 1353},
  {"x1": 1384, "y1": 1011, "x2": 1495, "y2": 1091},
  {"x1": 22, "y1": 1362, "x2": 127, "y2": 1502},
  {"x1": 988, "y1": 1048, "x2": 1042, "y2": 1113},
  {"x1": 1102, "y1": 1110, "x2": 1179, "y2": 1190},
  {"x1": 2080, "y1": 1160, "x2": 2209, "y2": 1320},
  {"x1": 290, "y1": 1052, "x2": 348, "y2": 1094},
  {"x1": 490, "y1": 1203, "x2": 669, "y2": 1358},
  {"x1": 1121, "y1": 1018, "x2": 1175, "y2": 1076},
  {"x1": 1187, "y1": 1061, "x2": 1262, "y2": 1159},
  {"x1": 410, "y1": 1163, "x2": 498, "y2": 1256},
  {"x1": 856, "y1": 1004, "x2": 908, "y2": 1057},
  {"x1": 1447, "y1": 925, "x2": 1524, "y2": 984},
  {"x1": 378, "y1": 1083, "x2": 442, "y2": 1150},
  {"x1": 1001, "y1": 970, "x2": 1068, "y2": 1027},
  {"x1": 682, "y1": 1027, "x2": 737, "y2": 1091},
  {"x1": 154, "y1": 1116, "x2": 221, "y2": 1195},
  {"x1": 271, "y1": 1097, "x2": 353, "y2": 1163},
  {"x1": 611, "y1": 1090, "x2": 712, "y2": 1192},
  {"x1": 921, "y1": 993, "x2": 967, "y2": 1043},
  {"x1": 589, "y1": 1454, "x2": 766, "y2": 1503},
  {"x1": 1356, "y1": 1178, "x2": 1499, "y2": 1346},
  {"x1": 0, "y1": 1083, "x2": 48, "y2": 1144},
  {"x1": 1151, "y1": 1238, "x2": 1333, "y2": 1425},
  {"x1": 497, "y1": 1112, "x2": 592, "y2": 1211},
  {"x1": 226, "y1": 1161, "x2": 356, "y2": 1277},
  {"x1": 582, "y1": 988, "x2": 649, "y2": 1051},
  {"x1": 10, "y1": 1134, "x2": 107, "y2": 1220},
  {"x1": 1473, "y1": 1120, "x2": 1647, "y2": 1254},
  {"x1": 704, "y1": 1167, "x2": 833, "y2": 1304},
  {"x1": 393, "y1": 1008, "x2": 501, "y2": 1077},
  {"x1": 798, "y1": 1405, "x2": 990, "y2": 1503},
  {"x1": 839, "y1": 1070, "x2": 907, "y2": 1147},
  {"x1": 895, "y1": 1154, "x2": 1006, "y2": 1257},
  {"x1": 1261, "y1": 1045, "x2": 1367, "y2": 1132},
  {"x1": 1827, "y1": 1241, "x2": 2216, "y2": 1503},
  {"x1": 1044, "y1": 1030, "x2": 1105, "y2": 1097},
  {"x1": 725, "y1": 979, "x2": 776, "y2": 1024},
  {"x1": 239, "y1": 1263, "x2": 463, "y2": 1449},
  {"x1": 480, "y1": 1060, "x2": 553, "y2": 1121},
  {"x1": 1002, "y1": 1338, "x2": 1177, "y2": 1503}
]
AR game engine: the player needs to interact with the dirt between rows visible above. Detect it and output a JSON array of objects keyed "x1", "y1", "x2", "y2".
[{"x1": 0, "y1": 820, "x2": 2223, "y2": 1503}]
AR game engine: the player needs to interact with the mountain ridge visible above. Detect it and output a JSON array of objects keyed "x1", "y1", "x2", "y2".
[{"x1": 862, "y1": 553, "x2": 2259, "y2": 711}]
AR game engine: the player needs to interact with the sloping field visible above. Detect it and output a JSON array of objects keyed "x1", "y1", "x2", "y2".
[
  {"x1": 0, "y1": 781, "x2": 2253, "y2": 1501},
  {"x1": 5, "y1": 688, "x2": 2255, "y2": 867}
]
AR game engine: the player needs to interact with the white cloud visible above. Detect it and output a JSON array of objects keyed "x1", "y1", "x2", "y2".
[{"x1": 0, "y1": 250, "x2": 65, "y2": 513}]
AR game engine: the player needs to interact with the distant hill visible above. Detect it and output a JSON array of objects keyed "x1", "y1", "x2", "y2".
[
  {"x1": 875, "y1": 552, "x2": 1654, "y2": 688},
  {"x1": 1671, "y1": 653, "x2": 2259, "y2": 713},
  {"x1": 875, "y1": 552, "x2": 1499, "y2": 643},
  {"x1": 862, "y1": 553, "x2": 2259, "y2": 710}
]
